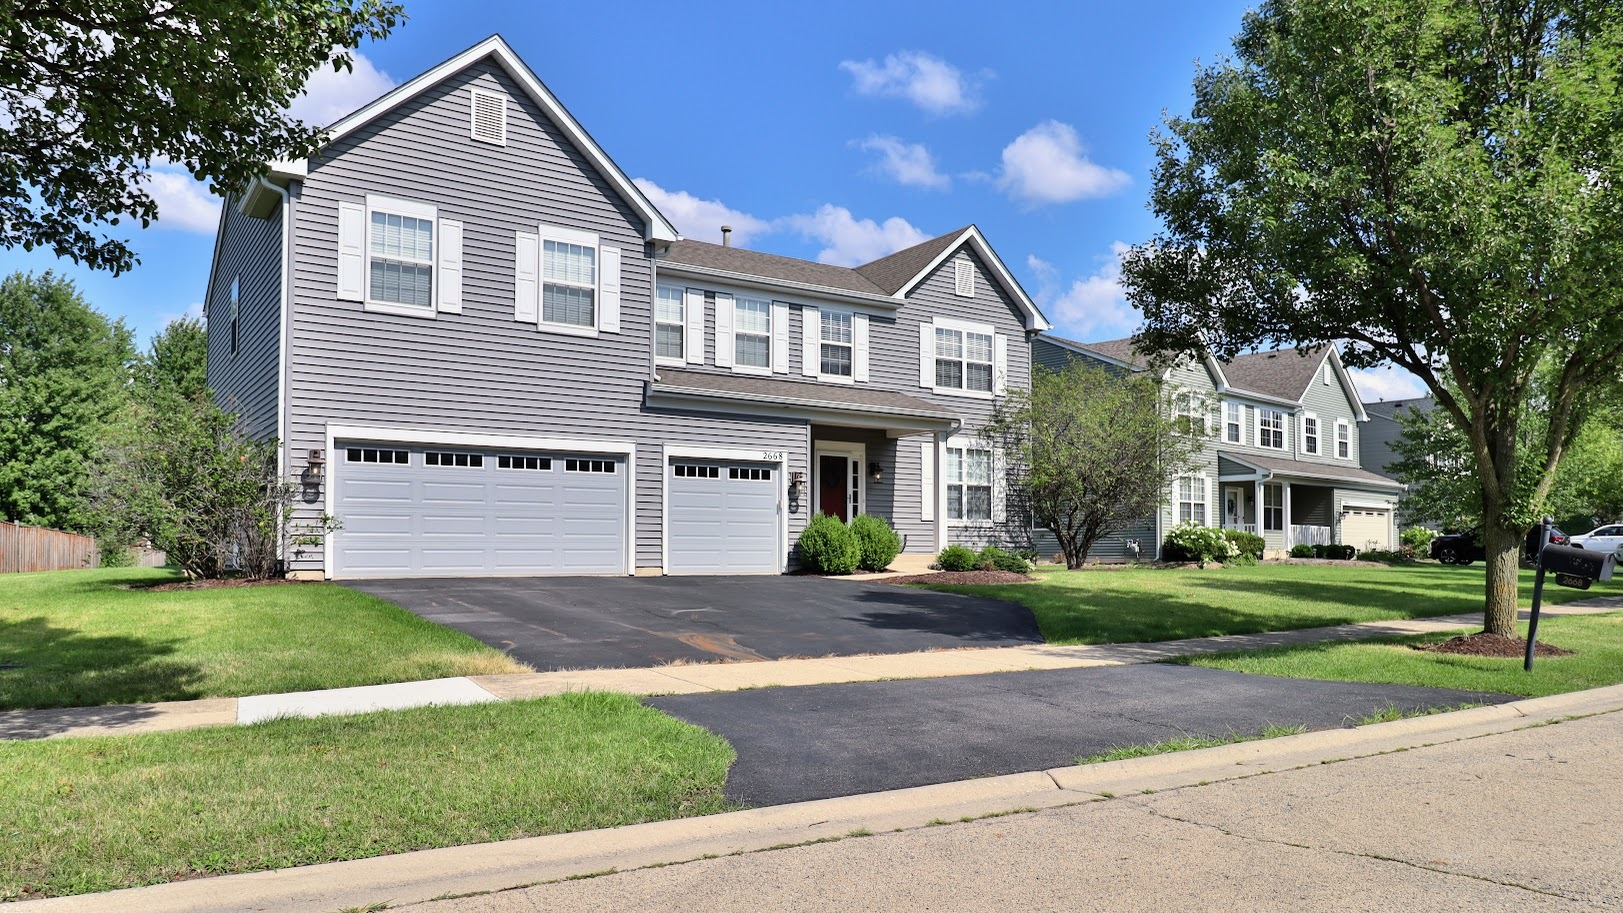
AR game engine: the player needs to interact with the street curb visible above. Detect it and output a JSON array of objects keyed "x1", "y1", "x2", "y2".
[{"x1": 21, "y1": 683, "x2": 1623, "y2": 913}]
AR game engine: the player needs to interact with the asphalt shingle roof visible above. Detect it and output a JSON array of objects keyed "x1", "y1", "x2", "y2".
[
  {"x1": 663, "y1": 240, "x2": 887, "y2": 295},
  {"x1": 1048, "y1": 335, "x2": 1149, "y2": 368},
  {"x1": 653, "y1": 368, "x2": 956, "y2": 417},
  {"x1": 1364, "y1": 396, "x2": 1434, "y2": 420},
  {"x1": 1221, "y1": 348, "x2": 1331, "y2": 402},
  {"x1": 852, "y1": 228, "x2": 970, "y2": 295},
  {"x1": 1220, "y1": 451, "x2": 1403, "y2": 488}
]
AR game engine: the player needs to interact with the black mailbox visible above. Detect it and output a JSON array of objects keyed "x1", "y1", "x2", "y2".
[{"x1": 1541, "y1": 543, "x2": 1614, "y2": 589}]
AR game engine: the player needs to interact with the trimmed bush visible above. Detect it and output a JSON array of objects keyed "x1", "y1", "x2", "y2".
[
  {"x1": 1331, "y1": 543, "x2": 1358, "y2": 560},
  {"x1": 1399, "y1": 527, "x2": 1436, "y2": 550},
  {"x1": 1310, "y1": 544, "x2": 1329, "y2": 559},
  {"x1": 976, "y1": 546, "x2": 1032, "y2": 574},
  {"x1": 1361, "y1": 546, "x2": 1416, "y2": 564},
  {"x1": 1226, "y1": 552, "x2": 1259, "y2": 567},
  {"x1": 1161, "y1": 523, "x2": 1235, "y2": 568},
  {"x1": 937, "y1": 544, "x2": 979, "y2": 572},
  {"x1": 1289, "y1": 544, "x2": 1314, "y2": 558},
  {"x1": 849, "y1": 514, "x2": 902, "y2": 572},
  {"x1": 798, "y1": 513, "x2": 860, "y2": 575},
  {"x1": 1222, "y1": 529, "x2": 1265, "y2": 560}
]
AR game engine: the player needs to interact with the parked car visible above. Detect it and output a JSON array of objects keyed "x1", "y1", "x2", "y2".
[
  {"x1": 1430, "y1": 526, "x2": 1568, "y2": 565},
  {"x1": 1569, "y1": 524, "x2": 1623, "y2": 557}
]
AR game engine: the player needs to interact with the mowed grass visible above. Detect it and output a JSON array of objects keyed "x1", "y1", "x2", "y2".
[
  {"x1": 918, "y1": 563, "x2": 1605, "y2": 645},
  {"x1": 1180, "y1": 613, "x2": 1623, "y2": 698},
  {"x1": 0, "y1": 692, "x2": 736, "y2": 900},
  {"x1": 0, "y1": 568, "x2": 526, "y2": 710}
]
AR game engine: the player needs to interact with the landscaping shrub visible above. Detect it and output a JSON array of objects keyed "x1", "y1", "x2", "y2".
[
  {"x1": 1014, "y1": 547, "x2": 1040, "y2": 564},
  {"x1": 1289, "y1": 544, "x2": 1314, "y2": 558},
  {"x1": 848, "y1": 514, "x2": 902, "y2": 572},
  {"x1": 1222, "y1": 529, "x2": 1265, "y2": 559},
  {"x1": 1161, "y1": 523, "x2": 1235, "y2": 568},
  {"x1": 1310, "y1": 544, "x2": 1329, "y2": 559},
  {"x1": 1360, "y1": 547, "x2": 1417, "y2": 565},
  {"x1": 1226, "y1": 552, "x2": 1259, "y2": 567},
  {"x1": 937, "y1": 544, "x2": 979, "y2": 572},
  {"x1": 1329, "y1": 543, "x2": 1358, "y2": 560},
  {"x1": 798, "y1": 513, "x2": 860, "y2": 575},
  {"x1": 975, "y1": 546, "x2": 1032, "y2": 574},
  {"x1": 93, "y1": 537, "x2": 135, "y2": 568},
  {"x1": 1399, "y1": 527, "x2": 1436, "y2": 550}
]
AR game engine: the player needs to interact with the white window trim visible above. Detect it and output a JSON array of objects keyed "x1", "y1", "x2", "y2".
[
  {"x1": 363, "y1": 194, "x2": 439, "y2": 318},
  {"x1": 654, "y1": 284, "x2": 686, "y2": 366},
  {"x1": 815, "y1": 307, "x2": 857, "y2": 385},
  {"x1": 537, "y1": 223, "x2": 602, "y2": 338},
  {"x1": 1224, "y1": 401, "x2": 1243, "y2": 444},
  {"x1": 1175, "y1": 474, "x2": 1209, "y2": 526},
  {"x1": 813, "y1": 441, "x2": 866, "y2": 522},
  {"x1": 1335, "y1": 419, "x2": 1352, "y2": 460},
  {"x1": 1301, "y1": 412, "x2": 1320, "y2": 456},
  {"x1": 930, "y1": 317, "x2": 997, "y2": 400},
  {"x1": 944, "y1": 437, "x2": 995, "y2": 525},
  {"x1": 1255, "y1": 407, "x2": 1287, "y2": 451},
  {"x1": 731, "y1": 295, "x2": 774, "y2": 376}
]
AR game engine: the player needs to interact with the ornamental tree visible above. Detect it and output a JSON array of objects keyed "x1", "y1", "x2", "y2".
[{"x1": 1122, "y1": 0, "x2": 1623, "y2": 636}]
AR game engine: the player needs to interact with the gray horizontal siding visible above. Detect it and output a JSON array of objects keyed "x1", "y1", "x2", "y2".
[{"x1": 206, "y1": 200, "x2": 281, "y2": 441}]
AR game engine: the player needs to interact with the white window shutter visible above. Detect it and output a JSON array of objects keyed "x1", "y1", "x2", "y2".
[
  {"x1": 337, "y1": 201, "x2": 364, "y2": 301},
  {"x1": 684, "y1": 288, "x2": 705, "y2": 365},
  {"x1": 599, "y1": 245, "x2": 621, "y2": 332},
  {"x1": 801, "y1": 306, "x2": 819, "y2": 377},
  {"x1": 854, "y1": 313, "x2": 870, "y2": 382},
  {"x1": 514, "y1": 231, "x2": 539, "y2": 323},
  {"x1": 920, "y1": 439, "x2": 935, "y2": 521},
  {"x1": 771, "y1": 301, "x2": 789, "y2": 373},
  {"x1": 437, "y1": 219, "x2": 463, "y2": 314},
  {"x1": 993, "y1": 333, "x2": 1008, "y2": 395},
  {"x1": 715, "y1": 293, "x2": 734, "y2": 368},
  {"x1": 918, "y1": 322, "x2": 934, "y2": 387}
]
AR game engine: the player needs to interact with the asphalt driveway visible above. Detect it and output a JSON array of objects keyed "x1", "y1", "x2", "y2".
[
  {"x1": 345, "y1": 575, "x2": 1041, "y2": 671},
  {"x1": 648, "y1": 663, "x2": 1511, "y2": 806}
]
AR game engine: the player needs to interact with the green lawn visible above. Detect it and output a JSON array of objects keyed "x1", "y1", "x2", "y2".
[
  {"x1": 918, "y1": 563, "x2": 1607, "y2": 645},
  {"x1": 1180, "y1": 613, "x2": 1623, "y2": 698},
  {"x1": 0, "y1": 692, "x2": 735, "y2": 900},
  {"x1": 0, "y1": 568, "x2": 526, "y2": 710}
]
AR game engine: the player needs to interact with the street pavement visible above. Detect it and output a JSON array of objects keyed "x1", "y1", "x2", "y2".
[{"x1": 419, "y1": 709, "x2": 1623, "y2": 913}]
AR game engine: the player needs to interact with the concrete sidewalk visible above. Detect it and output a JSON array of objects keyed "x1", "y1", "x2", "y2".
[
  {"x1": 20, "y1": 681, "x2": 1623, "y2": 913},
  {"x1": 3, "y1": 599, "x2": 1617, "y2": 741}
]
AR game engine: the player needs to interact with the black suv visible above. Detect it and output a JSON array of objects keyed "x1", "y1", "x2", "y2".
[{"x1": 1430, "y1": 527, "x2": 1567, "y2": 565}]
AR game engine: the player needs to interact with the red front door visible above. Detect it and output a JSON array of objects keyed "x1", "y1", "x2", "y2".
[{"x1": 818, "y1": 454, "x2": 849, "y2": 521}]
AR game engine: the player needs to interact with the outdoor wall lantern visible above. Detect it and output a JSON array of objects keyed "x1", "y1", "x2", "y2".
[
  {"x1": 789, "y1": 470, "x2": 806, "y2": 495},
  {"x1": 868, "y1": 462, "x2": 884, "y2": 483},
  {"x1": 302, "y1": 449, "x2": 326, "y2": 482}
]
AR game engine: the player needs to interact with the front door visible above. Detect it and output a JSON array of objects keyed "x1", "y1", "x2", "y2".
[
  {"x1": 818, "y1": 454, "x2": 850, "y2": 520},
  {"x1": 1225, "y1": 488, "x2": 1242, "y2": 528}
]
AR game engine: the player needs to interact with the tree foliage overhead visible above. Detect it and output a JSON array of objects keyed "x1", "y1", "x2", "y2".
[
  {"x1": 0, "y1": 0, "x2": 404, "y2": 273},
  {"x1": 983, "y1": 361, "x2": 1205, "y2": 569},
  {"x1": 1121, "y1": 0, "x2": 1623, "y2": 634},
  {"x1": 0, "y1": 271, "x2": 135, "y2": 530}
]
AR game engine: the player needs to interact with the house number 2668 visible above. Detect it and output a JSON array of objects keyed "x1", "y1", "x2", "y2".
[{"x1": 762, "y1": 451, "x2": 784, "y2": 461}]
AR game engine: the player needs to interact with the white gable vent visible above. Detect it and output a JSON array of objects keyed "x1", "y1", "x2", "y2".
[
  {"x1": 954, "y1": 257, "x2": 975, "y2": 297},
  {"x1": 470, "y1": 89, "x2": 507, "y2": 146}
]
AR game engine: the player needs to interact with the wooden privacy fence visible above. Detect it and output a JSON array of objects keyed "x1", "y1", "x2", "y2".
[{"x1": 1, "y1": 521, "x2": 98, "y2": 573}]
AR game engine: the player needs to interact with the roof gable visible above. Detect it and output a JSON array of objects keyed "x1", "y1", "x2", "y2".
[{"x1": 878, "y1": 226, "x2": 1050, "y2": 331}]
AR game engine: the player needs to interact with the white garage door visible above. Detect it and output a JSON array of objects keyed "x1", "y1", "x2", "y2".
[
  {"x1": 333, "y1": 444, "x2": 626, "y2": 579},
  {"x1": 667, "y1": 460, "x2": 781, "y2": 574},
  {"x1": 1342, "y1": 508, "x2": 1392, "y2": 552}
]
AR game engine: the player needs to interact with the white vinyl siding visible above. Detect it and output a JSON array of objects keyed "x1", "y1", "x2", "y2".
[
  {"x1": 655, "y1": 285, "x2": 684, "y2": 363},
  {"x1": 946, "y1": 445, "x2": 991, "y2": 522}
]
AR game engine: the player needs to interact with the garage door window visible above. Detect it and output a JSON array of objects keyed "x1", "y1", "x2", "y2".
[
  {"x1": 567, "y1": 459, "x2": 616, "y2": 473},
  {"x1": 347, "y1": 447, "x2": 409, "y2": 464},
  {"x1": 729, "y1": 467, "x2": 772, "y2": 480},
  {"x1": 674, "y1": 464, "x2": 718, "y2": 478},
  {"x1": 425, "y1": 451, "x2": 483, "y2": 468},
  {"x1": 497, "y1": 455, "x2": 551, "y2": 470}
]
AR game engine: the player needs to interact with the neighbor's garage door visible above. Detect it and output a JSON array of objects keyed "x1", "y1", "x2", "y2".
[
  {"x1": 332, "y1": 444, "x2": 626, "y2": 579},
  {"x1": 1342, "y1": 507, "x2": 1392, "y2": 552},
  {"x1": 667, "y1": 460, "x2": 780, "y2": 574}
]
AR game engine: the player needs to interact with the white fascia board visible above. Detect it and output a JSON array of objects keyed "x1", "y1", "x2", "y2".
[
  {"x1": 891, "y1": 227, "x2": 1052, "y2": 331},
  {"x1": 656, "y1": 260, "x2": 902, "y2": 311},
  {"x1": 283, "y1": 35, "x2": 677, "y2": 244}
]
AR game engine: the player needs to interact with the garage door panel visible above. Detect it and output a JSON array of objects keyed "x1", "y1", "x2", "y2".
[{"x1": 668, "y1": 460, "x2": 781, "y2": 575}]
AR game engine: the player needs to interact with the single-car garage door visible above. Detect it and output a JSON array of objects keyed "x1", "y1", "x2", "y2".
[
  {"x1": 1341, "y1": 507, "x2": 1392, "y2": 552},
  {"x1": 333, "y1": 444, "x2": 626, "y2": 578},
  {"x1": 667, "y1": 460, "x2": 780, "y2": 574}
]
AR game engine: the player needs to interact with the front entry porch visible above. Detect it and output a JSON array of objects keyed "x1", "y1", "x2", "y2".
[{"x1": 1218, "y1": 480, "x2": 1335, "y2": 553}]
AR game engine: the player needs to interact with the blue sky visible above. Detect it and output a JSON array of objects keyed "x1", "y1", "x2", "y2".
[{"x1": 0, "y1": 0, "x2": 1426, "y2": 400}]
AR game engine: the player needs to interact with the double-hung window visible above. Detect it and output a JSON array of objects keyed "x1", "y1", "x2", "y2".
[
  {"x1": 946, "y1": 446, "x2": 992, "y2": 521},
  {"x1": 1303, "y1": 415, "x2": 1320, "y2": 455},
  {"x1": 1224, "y1": 402, "x2": 1242, "y2": 444},
  {"x1": 1258, "y1": 408, "x2": 1285, "y2": 449},
  {"x1": 734, "y1": 297, "x2": 772, "y2": 369},
  {"x1": 1174, "y1": 391, "x2": 1208, "y2": 436},
  {"x1": 1263, "y1": 484, "x2": 1284, "y2": 531},
  {"x1": 1177, "y1": 476, "x2": 1207, "y2": 525},
  {"x1": 1336, "y1": 421, "x2": 1351, "y2": 458},
  {"x1": 820, "y1": 310, "x2": 854, "y2": 377},
  {"x1": 935, "y1": 327, "x2": 994, "y2": 393},
  {"x1": 542, "y1": 238, "x2": 595, "y2": 328},
  {"x1": 655, "y1": 286, "x2": 685, "y2": 362},
  {"x1": 368, "y1": 203, "x2": 434, "y2": 309}
]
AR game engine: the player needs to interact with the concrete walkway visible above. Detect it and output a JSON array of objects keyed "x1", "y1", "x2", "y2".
[{"x1": 3, "y1": 599, "x2": 1617, "y2": 741}]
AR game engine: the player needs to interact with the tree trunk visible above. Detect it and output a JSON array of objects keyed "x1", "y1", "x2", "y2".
[{"x1": 1481, "y1": 520, "x2": 1522, "y2": 637}]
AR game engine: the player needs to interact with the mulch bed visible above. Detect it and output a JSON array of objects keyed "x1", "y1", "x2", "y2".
[
  {"x1": 879, "y1": 571, "x2": 1035, "y2": 585},
  {"x1": 136, "y1": 578, "x2": 316, "y2": 592},
  {"x1": 1416, "y1": 632, "x2": 1575, "y2": 658},
  {"x1": 1273, "y1": 558, "x2": 1394, "y2": 568}
]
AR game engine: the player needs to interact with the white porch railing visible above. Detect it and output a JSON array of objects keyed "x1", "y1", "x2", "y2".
[
  {"x1": 1291, "y1": 525, "x2": 1333, "y2": 546},
  {"x1": 1225, "y1": 523, "x2": 1258, "y2": 534}
]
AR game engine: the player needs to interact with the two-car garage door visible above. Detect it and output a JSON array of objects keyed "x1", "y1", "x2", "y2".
[{"x1": 333, "y1": 443, "x2": 626, "y2": 579}]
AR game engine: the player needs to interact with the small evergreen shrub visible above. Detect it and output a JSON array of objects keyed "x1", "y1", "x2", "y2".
[
  {"x1": 937, "y1": 544, "x2": 979, "y2": 572},
  {"x1": 1161, "y1": 523, "x2": 1235, "y2": 568},
  {"x1": 798, "y1": 513, "x2": 860, "y2": 575},
  {"x1": 1310, "y1": 544, "x2": 1329, "y2": 559},
  {"x1": 976, "y1": 546, "x2": 1032, "y2": 574},
  {"x1": 1289, "y1": 544, "x2": 1314, "y2": 558},
  {"x1": 1330, "y1": 543, "x2": 1358, "y2": 560},
  {"x1": 1399, "y1": 527, "x2": 1436, "y2": 550},
  {"x1": 849, "y1": 514, "x2": 902, "y2": 572},
  {"x1": 1014, "y1": 547, "x2": 1040, "y2": 564},
  {"x1": 1222, "y1": 529, "x2": 1266, "y2": 560},
  {"x1": 94, "y1": 537, "x2": 135, "y2": 568},
  {"x1": 1226, "y1": 552, "x2": 1259, "y2": 567}
]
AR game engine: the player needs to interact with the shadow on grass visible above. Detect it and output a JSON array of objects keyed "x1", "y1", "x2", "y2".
[{"x1": 0, "y1": 614, "x2": 204, "y2": 712}]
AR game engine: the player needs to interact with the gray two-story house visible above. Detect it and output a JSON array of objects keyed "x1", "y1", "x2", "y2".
[
  {"x1": 1033, "y1": 336, "x2": 1404, "y2": 559},
  {"x1": 205, "y1": 35, "x2": 1049, "y2": 580}
]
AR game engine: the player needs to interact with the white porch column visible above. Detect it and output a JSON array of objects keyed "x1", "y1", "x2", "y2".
[
  {"x1": 1253, "y1": 479, "x2": 1264, "y2": 538},
  {"x1": 934, "y1": 431, "x2": 947, "y2": 554},
  {"x1": 1283, "y1": 481, "x2": 1293, "y2": 549}
]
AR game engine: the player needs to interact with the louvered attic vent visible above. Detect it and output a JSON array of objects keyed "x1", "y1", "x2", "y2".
[{"x1": 470, "y1": 89, "x2": 507, "y2": 146}]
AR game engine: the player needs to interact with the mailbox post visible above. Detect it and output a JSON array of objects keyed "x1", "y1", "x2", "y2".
[
  {"x1": 1525, "y1": 519, "x2": 1553, "y2": 673},
  {"x1": 1526, "y1": 519, "x2": 1616, "y2": 671}
]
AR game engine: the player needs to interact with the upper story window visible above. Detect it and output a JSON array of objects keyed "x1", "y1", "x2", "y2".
[
  {"x1": 1257, "y1": 408, "x2": 1286, "y2": 449},
  {"x1": 542, "y1": 239, "x2": 596, "y2": 328},
  {"x1": 946, "y1": 445, "x2": 992, "y2": 521},
  {"x1": 1224, "y1": 402, "x2": 1243, "y2": 444},
  {"x1": 369, "y1": 207, "x2": 434, "y2": 309},
  {"x1": 229, "y1": 277, "x2": 239, "y2": 357},
  {"x1": 1173, "y1": 391, "x2": 1209, "y2": 436},
  {"x1": 820, "y1": 310, "x2": 854, "y2": 377},
  {"x1": 935, "y1": 327, "x2": 993, "y2": 393},
  {"x1": 1336, "y1": 420, "x2": 1351, "y2": 458},
  {"x1": 655, "y1": 286, "x2": 685, "y2": 362},
  {"x1": 1303, "y1": 414, "x2": 1320, "y2": 455},
  {"x1": 735, "y1": 296, "x2": 772, "y2": 369}
]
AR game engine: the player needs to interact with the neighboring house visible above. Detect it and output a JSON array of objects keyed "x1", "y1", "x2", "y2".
[
  {"x1": 204, "y1": 35, "x2": 1049, "y2": 580},
  {"x1": 1032, "y1": 336, "x2": 1405, "y2": 559},
  {"x1": 1361, "y1": 396, "x2": 1435, "y2": 531}
]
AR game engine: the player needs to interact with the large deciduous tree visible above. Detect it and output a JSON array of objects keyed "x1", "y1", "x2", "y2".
[
  {"x1": 0, "y1": 0, "x2": 404, "y2": 273},
  {"x1": 1121, "y1": 0, "x2": 1623, "y2": 636},
  {"x1": 982, "y1": 361, "x2": 1204, "y2": 568}
]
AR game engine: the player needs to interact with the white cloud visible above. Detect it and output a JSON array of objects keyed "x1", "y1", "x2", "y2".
[
  {"x1": 783, "y1": 204, "x2": 930, "y2": 266},
  {"x1": 633, "y1": 178, "x2": 772, "y2": 247},
  {"x1": 855, "y1": 135, "x2": 950, "y2": 189},
  {"x1": 838, "y1": 51, "x2": 984, "y2": 116},
  {"x1": 1348, "y1": 365, "x2": 1428, "y2": 403},
  {"x1": 286, "y1": 51, "x2": 396, "y2": 127},
  {"x1": 996, "y1": 121, "x2": 1130, "y2": 206},
  {"x1": 1030, "y1": 243, "x2": 1139, "y2": 340},
  {"x1": 145, "y1": 169, "x2": 221, "y2": 233}
]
